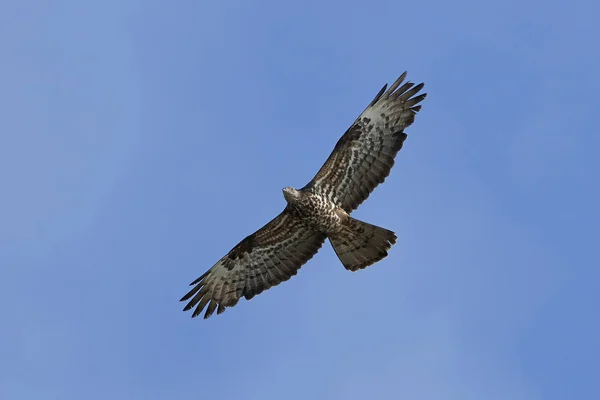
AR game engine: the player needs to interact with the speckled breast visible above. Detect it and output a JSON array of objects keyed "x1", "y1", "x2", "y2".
[{"x1": 292, "y1": 191, "x2": 346, "y2": 234}]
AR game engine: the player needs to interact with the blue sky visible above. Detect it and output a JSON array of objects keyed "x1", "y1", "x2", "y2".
[{"x1": 1, "y1": 0, "x2": 599, "y2": 398}]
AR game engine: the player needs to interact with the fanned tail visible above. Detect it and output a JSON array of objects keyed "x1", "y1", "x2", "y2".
[{"x1": 328, "y1": 217, "x2": 397, "y2": 271}]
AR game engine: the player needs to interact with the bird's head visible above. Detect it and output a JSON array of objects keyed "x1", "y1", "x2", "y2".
[{"x1": 282, "y1": 186, "x2": 300, "y2": 203}]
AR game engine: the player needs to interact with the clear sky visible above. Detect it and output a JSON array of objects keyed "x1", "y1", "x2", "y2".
[{"x1": 1, "y1": 1, "x2": 599, "y2": 399}]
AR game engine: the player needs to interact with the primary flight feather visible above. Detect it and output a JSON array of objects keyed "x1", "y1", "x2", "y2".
[{"x1": 181, "y1": 71, "x2": 426, "y2": 319}]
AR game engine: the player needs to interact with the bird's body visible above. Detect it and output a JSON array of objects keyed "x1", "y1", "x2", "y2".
[
  {"x1": 282, "y1": 187, "x2": 348, "y2": 235},
  {"x1": 181, "y1": 71, "x2": 426, "y2": 319}
]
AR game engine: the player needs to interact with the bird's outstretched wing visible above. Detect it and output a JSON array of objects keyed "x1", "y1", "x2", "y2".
[
  {"x1": 180, "y1": 208, "x2": 327, "y2": 319},
  {"x1": 303, "y1": 72, "x2": 426, "y2": 212}
]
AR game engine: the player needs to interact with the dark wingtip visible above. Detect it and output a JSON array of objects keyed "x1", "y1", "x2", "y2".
[
  {"x1": 203, "y1": 300, "x2": 217, "y2": 319},
  {"x1": 369, "y1": 84, "x2": 388, "y2": 107},
  {"x1": 384, "y1": 72, "x2": 409, "y2": 98},
  {"x1": 180, "y1": 284, "x2": 201, "y2": 302},
  {"x1": 407, "y1": 93, "x2": 427, "y2": 108},
  {"x1": 190, "y1": 271, "x2": 209, "y2": 286}
]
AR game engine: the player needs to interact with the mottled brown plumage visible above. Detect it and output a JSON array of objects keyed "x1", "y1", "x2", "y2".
[{"x1": 181, "y1": 72, "x2": 426, "y2": 319}]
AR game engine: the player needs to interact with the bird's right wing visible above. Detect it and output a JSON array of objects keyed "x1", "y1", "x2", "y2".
[
  {"x1": 303, "y1": 72, "x2": 426, "y2": 212},
  {"x1": 180, "y1": 208, "x2": 327, "y2": 319}
]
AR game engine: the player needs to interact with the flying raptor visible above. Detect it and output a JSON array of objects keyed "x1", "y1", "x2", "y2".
[{"x1": 181, "y1": 72, "x2": 426, "y2": 319}]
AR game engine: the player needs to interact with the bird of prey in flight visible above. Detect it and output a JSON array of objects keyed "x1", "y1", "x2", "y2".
[{"x1": 181, "y1": 71, "x2": 426, "y2": 319}]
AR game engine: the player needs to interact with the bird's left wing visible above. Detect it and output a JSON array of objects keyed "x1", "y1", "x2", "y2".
[
  {"x1": 180, "y1": 208, "x2": 327, "y2": 319},
  {"x1": 303, "y1": 72, "x2": 426, "y2": 212}
]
